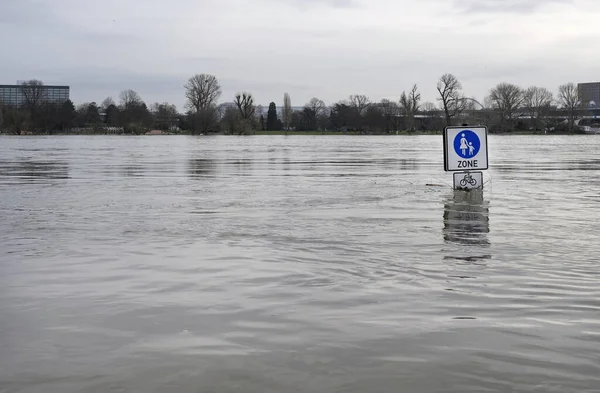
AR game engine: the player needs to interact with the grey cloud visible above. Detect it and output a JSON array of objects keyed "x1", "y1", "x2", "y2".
[
  {"x1": 282, "y1": 0, "x2": 359, "y2": 9},
  {"x1": 0, "y1": 0, "x2": 57, "y2": 26},
  {"x1": 76, "y1": 30, "x2": 143, "y2": 43},
  {"x1": 457, "y1": 63, "x2": 541, "y2": 82},
  {"x1": 221, "y1": 78, "x2": 314, "y2": 93},
  {"x1": 0, "y1": 1, "x2": 137, "y2": 43},
  {"x1": 1, "y1": 0, "x2": 596, "y2": 110},
  {"x1": 308, "y1": 0, "x2": 357, "y2": 6},
  {"x1": 456, "y1": 0, "x2": 572, "y2": 13},
  {"x1": 181, "y1": 56, "x2": 232, "y2": 67},
  {"x1": 23, "y1": 66, "x2": 188, "y2": 109},
  {"x1": 60, "y1": 69, "x2": 316, "y2": 110}
]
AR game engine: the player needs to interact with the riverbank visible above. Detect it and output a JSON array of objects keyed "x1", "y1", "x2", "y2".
[
  {"x1": 0, "y1": 129, "x2": 582, "y2": 136},
  {"x1": 252, "y1": 130, "x2": 442, "y2": 136}
]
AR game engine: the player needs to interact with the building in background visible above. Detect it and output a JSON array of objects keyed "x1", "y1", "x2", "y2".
[
  {"x1": 578, "y1": 82, "x2": 600, "y2": 107},
  {"x1": 0, "y1": 84, "x2": 70, "y2": 107}
]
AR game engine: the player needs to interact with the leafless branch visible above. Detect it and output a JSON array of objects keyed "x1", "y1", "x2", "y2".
[
  {"x1": 184, "y1": 74, "x2": 222, "y2": 113},
  {"x1": 234, "y1": 92, "x2": 255, "y2": 119},
  {"x1": 558, "y1": 82, "x2": 582, "y2": 132}
]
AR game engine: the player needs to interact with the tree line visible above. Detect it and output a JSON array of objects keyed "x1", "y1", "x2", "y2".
[
  {"x1": 0, "y1": 74, "x2": 593, "y2": 135},
  {"x1": 0, "y1": 81, "x2": 180, "y2": 134}
]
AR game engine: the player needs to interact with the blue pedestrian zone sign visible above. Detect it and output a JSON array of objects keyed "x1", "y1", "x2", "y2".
[
  {"x1": 443, "y1": 126, "x2": 488, "y2": 172},
  {"x1": 454, "y1": 130, "x2": 480, "y2": 159}
]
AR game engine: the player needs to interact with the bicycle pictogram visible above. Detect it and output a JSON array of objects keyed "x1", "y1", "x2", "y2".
[{"x1": 459, "y1": 173, "x2": 478, "y2": 187}]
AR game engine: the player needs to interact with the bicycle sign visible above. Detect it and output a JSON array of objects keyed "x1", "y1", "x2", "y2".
[
  {"x1": 443, "y1": 126, "x2": 488, "y2": 172},
  {"x1": 453, "y1": 171, "x2": 483, "y2": 190}
]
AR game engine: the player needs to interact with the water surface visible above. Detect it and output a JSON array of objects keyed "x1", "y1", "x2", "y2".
[{"x1": 1, "y1": 135, "x2": 599, "y2": 392}]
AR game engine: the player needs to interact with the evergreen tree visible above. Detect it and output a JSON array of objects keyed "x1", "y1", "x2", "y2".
[
  {"x1": 58, "y1": 100, "x2": 76, "y2": 131},
  {"x1": 105, "y1": 104, "x2": 120, "y2": 126},
  {"x1": 266, "y1": 102, "x2": 279, "y2": 131},
  {"x1": 85, "y1": 102, "x2": 101, "y2": 125}
]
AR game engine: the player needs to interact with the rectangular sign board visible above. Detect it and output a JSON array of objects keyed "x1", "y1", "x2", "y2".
[
  {"x1": 453, "y1": 171, "x2": 483, "y2": 190},
  {"x1": 444, "y1": 126, "x2": 488, "y2": 172}
]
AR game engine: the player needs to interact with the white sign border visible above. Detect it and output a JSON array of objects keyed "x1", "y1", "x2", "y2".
[{"x1": 443, "y1": 126, "x2": 489, "y2": 172}]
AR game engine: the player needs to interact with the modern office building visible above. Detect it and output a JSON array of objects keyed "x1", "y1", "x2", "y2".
[
  {"x1": 578, "y1": 82, "x2": 600, "y2": 107},
  {"x1": 0, "y1": 84, "x2": 70, "y2": 107}
]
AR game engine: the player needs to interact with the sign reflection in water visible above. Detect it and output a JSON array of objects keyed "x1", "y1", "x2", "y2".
[{"x1": 443, "y1": 190, "x2": 490, "y2": 257}]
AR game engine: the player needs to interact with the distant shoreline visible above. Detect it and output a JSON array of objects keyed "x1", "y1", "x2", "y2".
[{"x1": 0, "y1": 130, "x2": 582, "y2": 136}]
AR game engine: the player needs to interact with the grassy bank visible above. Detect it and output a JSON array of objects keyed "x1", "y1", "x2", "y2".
[
  {"x1": 2, "y1": 129, "x2": 583, "y2": 136},
  {"x1": 252, "y1": 130, "x2": 441, "y2": 136},
  {"x1": 253, "y1": 130, "x2": 362, "y2": 135}
]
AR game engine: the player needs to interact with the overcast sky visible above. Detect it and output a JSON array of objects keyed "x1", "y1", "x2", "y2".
[{"x1": 1, "y1": 0, "x2": 598, "y2": 110}]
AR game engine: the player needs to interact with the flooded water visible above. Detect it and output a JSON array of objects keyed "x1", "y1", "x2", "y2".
[{"x1": 1, "y1": 135, "x2": 599, "y2": 392}]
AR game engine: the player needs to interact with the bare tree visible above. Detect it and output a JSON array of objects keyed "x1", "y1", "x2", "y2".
[
  {"x1": 399, "y1": 84, "x2": 421, "y2": 131},
  {"x1": 234, "y1": 93, "x2": 255, "y2": 119},
  {"x1": 523, "y1": 86, "x2": 553, "y2": 131},
  {"x1": 349, "y1": 94, "x2": 370, "y2": 131},
  {"x1": 305, "y1": 98, "x2": 326, "y2": 118},
  {"x1": 380, "y1": 99, "x2": 398, "y2": 113},
  {"x1": 150, "y1": 102, "x2": 178, "y2": 130},
  {"x1": 219, "y1": 105, "x2": 239, "y2": 134},
  {"x1": 487, "y1": 83, "x2": 524, "y2": 131},
  {"x1": 19, "y1": 79, "x2": 45, "y2": 114},
  {"x1": 150, "y1": 102, "x2": 178, "y2": 116},
  {"x1": 302, "y1": 98, "x2": 327, "y2": 130},
  {"x1": 379, "y1": 99, "x2": 400, "y2": 133},
  {"x1": 3, "y1": 108, "x2": 28, "y2": 134},
  {"x1": 119, "y1": 89, "x2": 143, "y2": 109},
  {"x1": 216, "y1": 103, "x2": 229, "y2": 122},
  {"x1": 231, "y1": 93, "x2": 256, "y2": 134},
  {"x1": 255, "y1": 104, "x2": 264, "y2": 120},
  {"x1": 184, "y1": 74, "x2": 221, "y2": 113},
  {"x1": 419, "y1": 101, "x2": 441, "y2": 131},
  {"x1": 349, "y1": 94, "x2": 370, "y2": 115},
  {"x1": 421, "y1": 101, "x2": 437, "y2": 113},
  {"x1": 379, "y1": 99, "x2": 399, "y2": 116},
  {"x1": 101, "y1": 97, "x2": 116, "y2": 111},
  {"x1": 191, "y1": 106, "x2": 219, "y2": 134},
  {"x1": 283, "y1": 93, "x2": 292, "y2": 130},
  {"x1": 410, "y1": 86, "x2": 421, "y2": 113},
  {"x1": 256, "y1": 104, "x2": 266, "y2": 130},
  {"x1": 436, "y1": 74, "x2": 467, "y2": 126},
  {"x1": 558, "y1": 82, "x2": 582, "y2": 132}
]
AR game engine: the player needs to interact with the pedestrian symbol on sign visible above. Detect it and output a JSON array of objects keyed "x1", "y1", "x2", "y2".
[{"x1": 453, "y1": 130, "x2": 480, "y2": 159}]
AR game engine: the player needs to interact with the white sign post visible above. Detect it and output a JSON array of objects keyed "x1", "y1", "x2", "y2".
[{"x1": 444, "y1": 126, "x2": 488, "y2": 189}]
